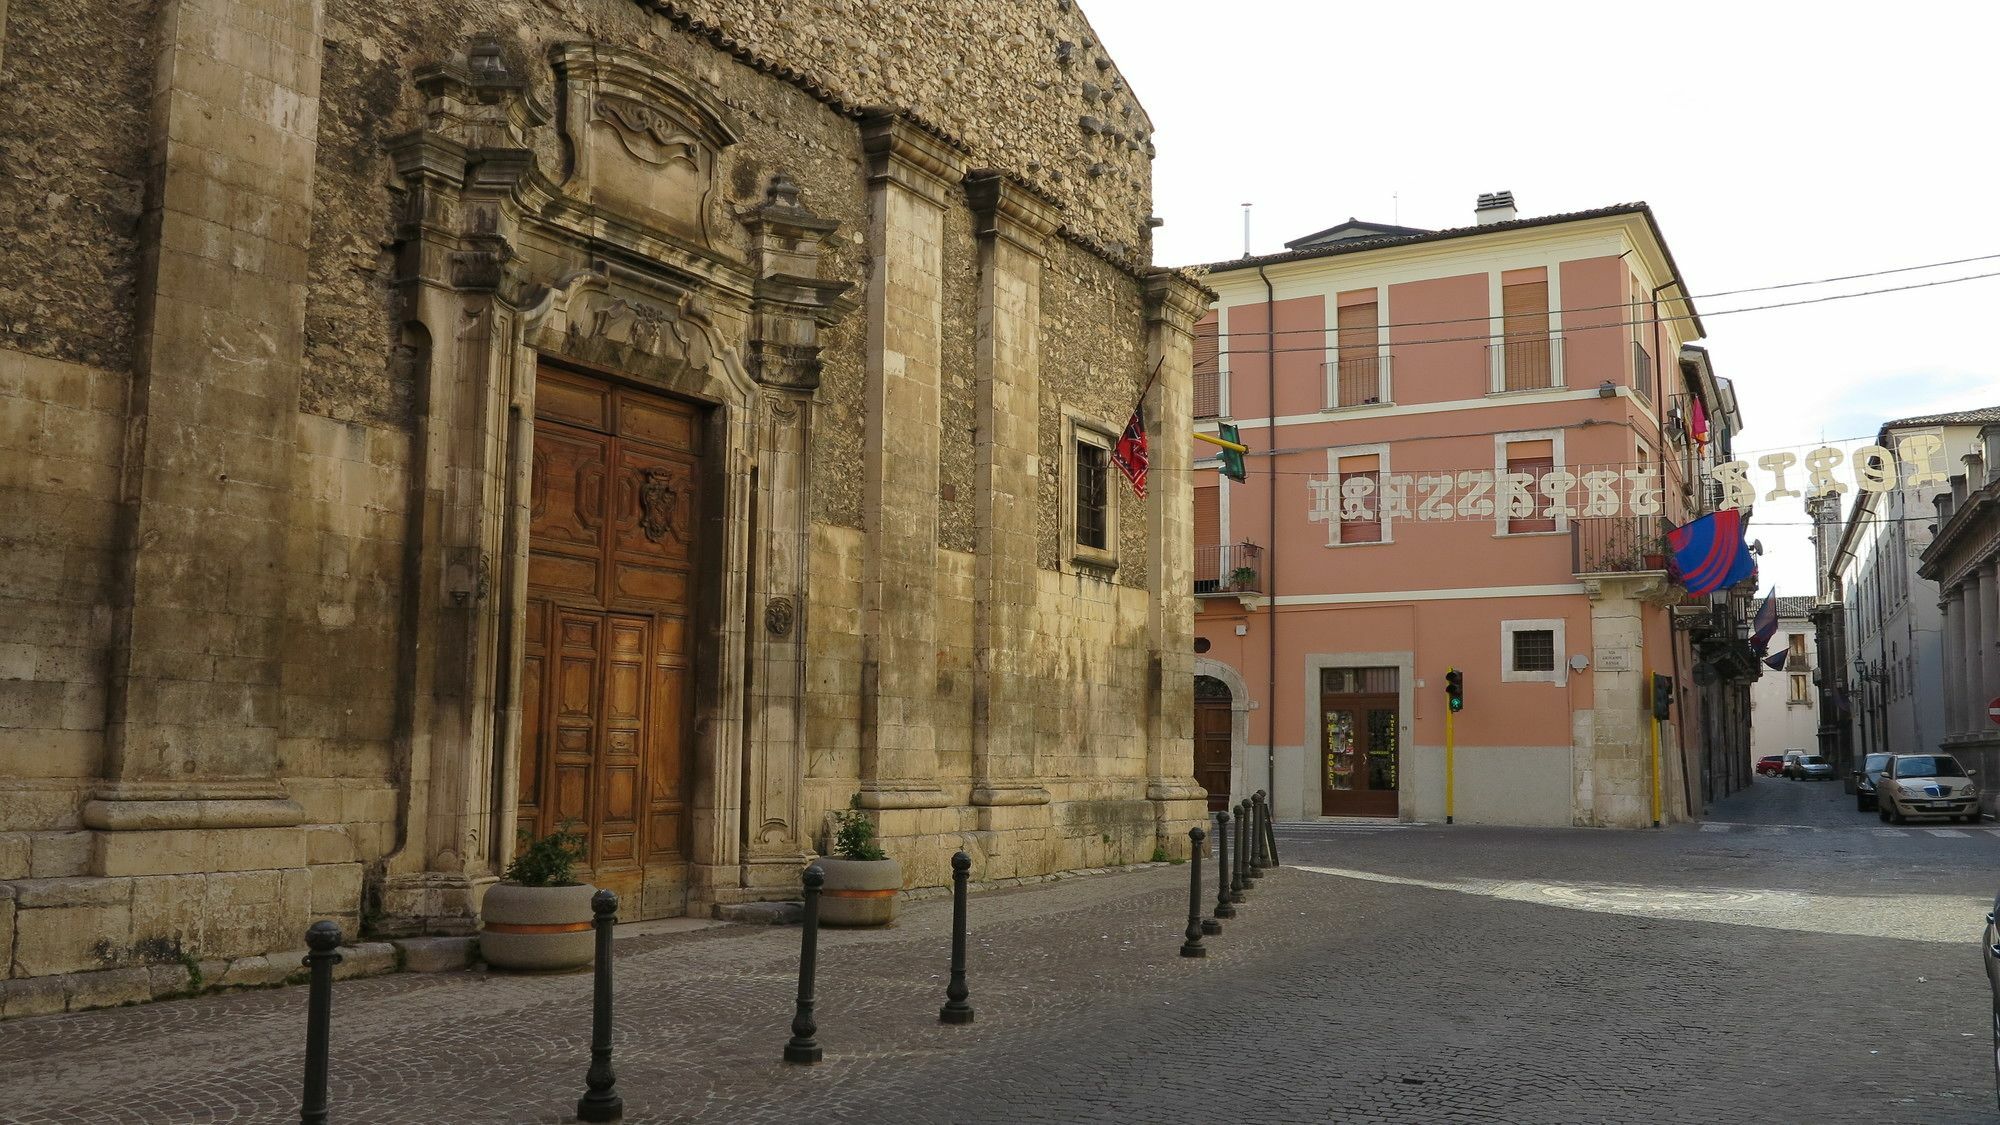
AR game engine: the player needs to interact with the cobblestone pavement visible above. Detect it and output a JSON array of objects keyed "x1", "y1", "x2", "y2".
[{"x1": 4, "y1": 777, "x2": 1996, "y2": 1124}]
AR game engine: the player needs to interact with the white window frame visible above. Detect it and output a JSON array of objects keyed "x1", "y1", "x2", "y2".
[
  {"x1": 1324, "y1": 286, "x2": 1391, "y2": 411},
  {"x1": 1501, "y1": 618, "x2": 1567, "y2": 684},
  {"x1": 1492, "y1": 428, "x2": 1569, "y2": 537},
  {"x1": 1487, "y1": 267, "x2": 1565, "y2": 393},
  {"x1": 1325, "y1": 441, "x2": 1393, "y2": 547}
]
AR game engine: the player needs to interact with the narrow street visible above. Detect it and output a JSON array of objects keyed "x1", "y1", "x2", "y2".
[{"x1": 2, "y1": 775, "x2": 1993, "y2": 1124}]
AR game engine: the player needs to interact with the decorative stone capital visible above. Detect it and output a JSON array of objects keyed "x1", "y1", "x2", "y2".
[
  {"x1": 740, "y1": 172, "x2": 855, "y2": 390},
  {"x1": 964, "y1": 170, "x2": 1062, "y2": 251},
  {"x1": 859, "y1": 110, "x2": 970, "y2": 207},
  {"x1": 1142, "y1": 268, "x2": 1215, "y2": 337}
]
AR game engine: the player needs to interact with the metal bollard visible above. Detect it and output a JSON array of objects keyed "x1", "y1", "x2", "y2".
[
  {"x1": 575, "y1": 889, "x2": 623, "y2": 1123},
  {"x1": 1253, "y1": 792, "x2": 1272, "y2": 871},
  {"x1": 1180, "y1": 826, "x2": 1207, "y2": 958},
  {"x1": 299, "y1": 920, "x2": 343, "y2": 1125},
  {"x1": 940, "y1": 850, "x2": 975, "y2": 1025},
  {"x1": 1209, "y1": 807, "x2": 1234, "y2": 926},
  {"x1": 1259, "y1": 790, "x2": 1282, "y2": 866},
  {"x1": 1230, "y1": 801, "x2": 1248, "y2": 903},
  {"x1": 784, "y1": 864, "x2": 825, "y2": 1064},
  {"x1": 1248, "y1": 788, "x2": 1264, "y2": 868},
  {"x1": 1246, "y1": 797, "x2": 1265, "y2": 882}
]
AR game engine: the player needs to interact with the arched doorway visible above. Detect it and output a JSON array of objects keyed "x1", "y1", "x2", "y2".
[{"x1": 1194, "y1": 675, "x2": 1234, "y2": 812}]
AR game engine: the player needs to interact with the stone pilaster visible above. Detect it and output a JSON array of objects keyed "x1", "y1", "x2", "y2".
[
  {"x1": 854, "y1": 112, "x2": 965, "y2": 815},
  {"x1": 1944, "y1": 587, "x2": 1966, "y2": 741},
  {"x1": 373, "y1": 39, "x2": 547, "y2": 934},
  {"x1": 90, "y1": 0, "x2": 325, "y2": 859},
  {"x1": 1989, "y1": 558, "x2": 2000, "y2": 713},
  {"x1": 1141, "y1": 270, "x2": 1212, "y2": 851},
  {"x1": 965, "y1": 173, "x2": 1059, "y2": 819},
  {"x1": 740, "y1": 172, "x2": 854, "y2": 884},
  {"x1": 1968, "y1": 569, "x2": 1989, "y2": 736}
]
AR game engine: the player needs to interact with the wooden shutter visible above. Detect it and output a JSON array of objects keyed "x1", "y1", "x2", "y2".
[
  {"x1": 1193, "y1": 484, "x2": 1221, "y2": 586},
  {"x1": 1192, "y1": 318, "x2": 1220, "y2": 418},
  {"x1": 1338, "y1": 453, "x2": 1382, "y2": 543},
  {"x1": 1502, "y1": 278, "x2": 1551, "y2": 390},
  {"x1": 1336, "y1": 301, "x2": 1380, "y2": 407},
  {"x1": 1505, "y1": 439, "x2": 1555, "y2": 534}
]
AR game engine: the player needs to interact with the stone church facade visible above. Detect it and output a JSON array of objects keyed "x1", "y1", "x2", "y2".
[{"x1": 0, "y1": 0, "x2": 1208, "y2": 1011}]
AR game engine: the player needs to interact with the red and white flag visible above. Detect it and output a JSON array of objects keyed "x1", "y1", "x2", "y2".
[{"x1": 1112, "y1": 405, "x2": 1148, "y2": 498}]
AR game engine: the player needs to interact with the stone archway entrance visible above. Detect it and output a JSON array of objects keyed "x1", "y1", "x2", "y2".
[{"x1": 518, "y1": 365, "x2": 707, "y2": 916}]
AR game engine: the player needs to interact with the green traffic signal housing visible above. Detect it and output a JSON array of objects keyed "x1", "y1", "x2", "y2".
[
  {"x1": 1651, "y1": 673, "x2": 1673, "y2": 721},
  {"x1": 1444, "y1": 667, "x2": 1463, "y2": 713},
  {"x1": 1217, "y1": 422, "x2": 1247, "y2": 483}
]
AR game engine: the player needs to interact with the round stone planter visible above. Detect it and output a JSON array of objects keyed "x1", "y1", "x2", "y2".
[
  {"x1": 816, "y1": 857, "x2": 903, "y2": 927},
  {"x1": 479, "y1": 882, "x2": 598, "y2": 972}
]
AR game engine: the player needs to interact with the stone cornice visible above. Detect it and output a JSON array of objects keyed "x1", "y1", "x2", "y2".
[
  {"x1": 860, "y1": 109, "x2": 970, "y2": 207},
  {"x1": 1141, "y1": 268, "x2": 1215, "y2": 335},
  {"x1": 964, "y1": 170, "x2": 1062, "y2": 250},
  {"x1": 1919, "y1": 482, "x2": 2000, "y2": 585}
]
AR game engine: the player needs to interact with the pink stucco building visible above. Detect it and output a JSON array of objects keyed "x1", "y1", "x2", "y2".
[{"x1": 1189, "y1": 195, "x2": 1752, "y2": 827}]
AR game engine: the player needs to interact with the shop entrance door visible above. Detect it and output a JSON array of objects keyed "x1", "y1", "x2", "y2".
[{"x1": 1319, "y1": 667, "x2": 1400, "y2": 817}]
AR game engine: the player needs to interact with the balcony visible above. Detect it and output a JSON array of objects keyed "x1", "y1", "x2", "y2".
[
  {"x1": 1571, "y1": 515, "x2": 1670, "y2": 576},
  {"x1": 1486, "y1": 335, "x2": 1566, "y2": 392},
  {"x1": 1322, "y1": 354, "x2": 1390, "y2": 409},
  {"x1": 1195, "y1": 542, "x2": 1264, "y2": 596}
]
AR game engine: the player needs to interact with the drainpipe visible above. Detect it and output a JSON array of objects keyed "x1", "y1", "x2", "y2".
[{"x1": 1257, "y1": 263, "x2": 1278, "y2": 811}]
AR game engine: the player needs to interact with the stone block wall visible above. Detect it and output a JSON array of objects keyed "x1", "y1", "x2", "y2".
[{"x1": 0, "y1": 0, "x2": 1203, "y2": 1010}]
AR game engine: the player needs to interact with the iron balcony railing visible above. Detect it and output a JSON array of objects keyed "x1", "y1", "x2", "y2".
[
  {"x1": 1322, "y1": 354, "x2": 1390, "y2": 408},
  {"x1": 1571, "y1": 515, "x2": 1671, "y2": 576},
  {"x1": 1486, "y1": 334, "x2": 1566, "y2": 392},
  {"x1": 1194, "y1": 542, "x2": 1264, "y2": 596},
  {"x1": 1193, "y1": 367, "x2": 1221, "y2": 419}
]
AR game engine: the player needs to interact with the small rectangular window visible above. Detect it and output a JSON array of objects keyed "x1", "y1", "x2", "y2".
[
  {"x1": 1501, "y1": 276, "x2": 1552, "y2": 390},
  {"x1": 1075, "y1": 440, "x2": 1108, "y2": 551},
  {"x1": 1788, "y1": 633, "x2": 1805, "y2": 657},
  {"x1": 1511, "y1": 629, "x2": 1556, "y2": 672},
  {"x1": 1789, "y1": 674, "x2": 1810, "y2": 703}
]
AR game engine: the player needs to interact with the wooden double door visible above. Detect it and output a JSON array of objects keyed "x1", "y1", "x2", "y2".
[
  {"x1": 518, "y1": 367, "x2": 703, "y2": 910},
  {"x1": 1320, "y1": 667, "x2": 1401, "y2": 817}
]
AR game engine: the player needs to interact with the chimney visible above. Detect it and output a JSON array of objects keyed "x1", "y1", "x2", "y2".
[
  {"x1": 1966, "y1": 447, "x2": 1988, "y2": 491},
  {"x1": 1475, "y1": 191, "x2": 1517, "y2": 225}
]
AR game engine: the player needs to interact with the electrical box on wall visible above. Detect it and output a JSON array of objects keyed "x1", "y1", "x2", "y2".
[{"x1": 1234, "y1": 623, "x2": 1247, "y2": 636}]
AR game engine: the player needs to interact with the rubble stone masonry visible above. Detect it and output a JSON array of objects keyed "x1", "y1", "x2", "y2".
[{"x1": 0, "y1": 0, "x2": 1209, "y2": 1017}]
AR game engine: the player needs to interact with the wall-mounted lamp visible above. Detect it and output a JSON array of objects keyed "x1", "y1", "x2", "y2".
[{"x1": 1597, "y1": 380, "x2": 1617, "y2": 399}]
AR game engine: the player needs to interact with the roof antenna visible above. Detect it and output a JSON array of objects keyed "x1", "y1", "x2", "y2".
[
  {"x1": 1393, "y1": 191, "x2": 1399, "y2": 225},
  {"x1": 1241, "y1": 202, "x2": 1252, "y2": 258}
]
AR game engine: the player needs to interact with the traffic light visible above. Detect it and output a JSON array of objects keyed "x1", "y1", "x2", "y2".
[
  {"x1": 1651, "y1": 673, "x2": 1673, "y2": 721},
  {"x1": 1218, "y1": 422, "x2": 1247, "y2": 483},
  {"x1": 1444, "y1": 668, "x2": 1463, "y2": 713}
]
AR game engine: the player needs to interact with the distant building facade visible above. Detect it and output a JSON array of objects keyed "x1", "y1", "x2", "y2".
[
  {"x1": 1832, "y1": 410, "x2": 1998, "y2": 775},
  {"x1": 1918, "y1": 419, "x2": 2000, "y2": 815},
  {"x1": 1748, "y1": 598, "x2": 1819, "y2": 762},
  {"x1": 1186, "y1": 195, "x2": 1753, "y2": 829}
]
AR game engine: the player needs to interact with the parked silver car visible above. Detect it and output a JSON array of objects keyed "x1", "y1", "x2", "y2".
[
  {"x1": 1793, "y1": 754, "x2": 1834, "y2": 781},
  {"x1": 1877, "y1": 753, "x2": 1980, "y2": 824}
]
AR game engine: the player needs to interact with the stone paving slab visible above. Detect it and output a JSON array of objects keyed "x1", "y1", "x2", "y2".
[{"x1": 2, "y1": 779, "x2": 1995, "y2": 1123}]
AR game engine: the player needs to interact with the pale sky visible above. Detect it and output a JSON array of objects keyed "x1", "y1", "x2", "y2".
[{"x1": 1084, "y1": 0, "x2": 2000, "y2": 596}]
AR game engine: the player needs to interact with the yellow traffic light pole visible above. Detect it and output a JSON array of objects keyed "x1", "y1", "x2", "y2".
[
  {"x1": 1445, "y1": 706, "x2": 1455, "y2": 825},
  {"x1": 1191, "y1": 431, "x2": 1249, "y2": 453},
  {"x1": 1648, "y1": 669, "x2": 1662, "y2": 828}
]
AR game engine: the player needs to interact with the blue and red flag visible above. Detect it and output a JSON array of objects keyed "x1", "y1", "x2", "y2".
[
  {"x1": 1667, "y1": 509, "x2": 1756, "y2": 596},
  {"x1": 1750, "y1": 588, "x2": 1779, "y2": 654},
  {"x1": 1112, "y1": 404, "x2": 1148, "y2": 498},
  {"x1": 1764, "y1": 650, "x2": 1788, "y2": 671}
]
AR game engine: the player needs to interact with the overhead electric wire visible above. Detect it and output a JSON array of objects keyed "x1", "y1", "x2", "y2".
[
  {"x1": 1203, "y1": 269, "x2": 2000, "y2": 360},
  {"x1": 1200, "y1": 251, "x2": 2000, "y2": 340}
]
